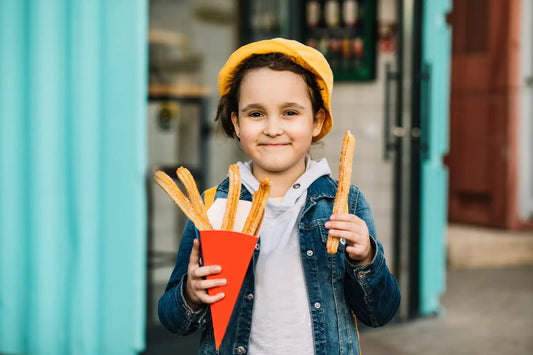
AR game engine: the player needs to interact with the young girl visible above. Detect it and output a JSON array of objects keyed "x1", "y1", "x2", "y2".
[{"x1": 158, "y1": 38, "x2": 401, "y2": 354}]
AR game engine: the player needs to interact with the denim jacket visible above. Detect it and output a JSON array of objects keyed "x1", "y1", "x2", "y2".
[{"x1": 158, "y1": 175, "x2": 401, "y2": 354}]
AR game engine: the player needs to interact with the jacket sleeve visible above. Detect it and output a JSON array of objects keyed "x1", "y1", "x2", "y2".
[
  {"x1": 158, "y1": 219, "x2": 208, "y2": 335},
  {"x1": 343, "y1": 187, "x2": 401, "y2": 327}
]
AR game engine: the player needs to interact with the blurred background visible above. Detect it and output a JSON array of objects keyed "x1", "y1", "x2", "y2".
[{"x1": 0, "y1": 0, "x2": 532, "y2": 354}]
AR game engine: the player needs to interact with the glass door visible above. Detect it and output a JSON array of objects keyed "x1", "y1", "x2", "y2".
[{"x1": 145, "y1": 1, "x2": 237, "y2": 353}]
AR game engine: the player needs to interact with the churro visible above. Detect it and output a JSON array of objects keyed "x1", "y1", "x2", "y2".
[
  {"x1": 154, "y1": 170, "x2": 212, "y2": 231},
  {"x1": 176, "y1": 166, "x2": 210, "y2": 228},
  {"x1": 221, "y1": 164, "x2": 241, "y2": 231},
  {"x1": 156, "y1": 166, "x2": 271, "y2": 236},
  {"x1": 327, "y1": 131, "x2": 356, "y2": 254},
  {"x1": 242, "y1": 177, "x2": 271, "y2": 236},
  {"x1": 253, "y1": 209, "x2": 265, "y2": 237}
]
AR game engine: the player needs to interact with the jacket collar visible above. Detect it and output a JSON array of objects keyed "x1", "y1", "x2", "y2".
[
  {"x1": 216, "y1": 177, "x2": 253, "y2": 201},
  {"x1": 307, "y1": 175, "x2": 337, "y2": 200},
  {"x1": 216, "y1": 175, "x2": 336, "y2": 202}
]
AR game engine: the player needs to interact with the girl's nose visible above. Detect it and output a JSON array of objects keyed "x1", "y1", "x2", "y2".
[
  {"x1": 263, "y1": 128, "x2": 284, "y2": 136},
  {"x1": 263, "y1": 118, "x2": 284, "y2": 137}
]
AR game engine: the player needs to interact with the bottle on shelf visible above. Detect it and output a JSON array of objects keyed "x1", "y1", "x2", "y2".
[
  {"x1": 342, "y1": 0, "x2": 358, "y2": 27},
  {"x1": 318, "y1": 37, "x2": 330, "y2": 64},
  {"x1": 318, "y1": 37, "x2": 329, "y2": 53},
  {"x1": 306, "y1": 0, "x2": 322, "y2": 28},
  {"x1": 328, "y1": 38, "x2": 341, "y2": 72},
  {"x1": 353, "y1": 37, "x2": 364, "y2": 70},
  {"x1": 353, "y1": 37, "x2": 364, "y2": 59},
  {"x1": 325, "y1": 0, "x2": 340, "y2": 28},
  {"x1": 341, "y1": 37, "x2": 352, "y2": 72}
]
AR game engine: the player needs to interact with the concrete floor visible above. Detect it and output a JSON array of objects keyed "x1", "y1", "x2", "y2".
[{"x1": 361, "y1": 266, "x2": 533, "y2": 355}]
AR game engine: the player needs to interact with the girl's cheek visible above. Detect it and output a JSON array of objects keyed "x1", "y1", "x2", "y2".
[{"x1": 242, "y1": 123, "x2": 264, "y2": 136}]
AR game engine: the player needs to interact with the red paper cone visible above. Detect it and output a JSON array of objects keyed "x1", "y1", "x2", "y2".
[{"x1": 199, "y1": 230, "x2": 258, "y2": 350}]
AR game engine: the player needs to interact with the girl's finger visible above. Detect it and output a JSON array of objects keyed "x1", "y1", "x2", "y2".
[
  {"x1": 190, "y1": 264, "x2": 222, "y2": 279},
  {"x1": 197, "y1": 291, "x2": 225, "y2": 305},
  {"x1": 326, "y1": 228, "x2": 354, "y2": 240},
  {"x1": 196, "y1": 278, "x2": 227, "y2": 290},
  {"x1": 346, "y1": 245, "x2": 367, "y2": 255},
  {"x1": 329, "y1": 213, "x2": 358, "y2": 222},
  {"x1": 325, "y1": 220, "x2": 365, "y2": 235},
  {"x1": 188, "y1": 239, "x2": 201, "y2": 268}
]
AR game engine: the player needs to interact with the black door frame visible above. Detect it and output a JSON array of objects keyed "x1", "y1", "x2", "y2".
[{"x1": 391, "y1": 0, "x2": 423, "y2": 320}]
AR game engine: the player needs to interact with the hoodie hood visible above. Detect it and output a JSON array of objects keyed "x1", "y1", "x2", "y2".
[{"x1": 237, "y1": 156, "x2": 331, "y2": 208}]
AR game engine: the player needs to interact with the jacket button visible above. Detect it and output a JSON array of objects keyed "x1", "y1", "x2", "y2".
[
  {"x1": 314, "y1": 302, "x2": 321, "y2": 309},
  {"x1": 340, "y1": 238, "x2": 346, "y2": 245},
  {"x1": 246, "y1": 293, "x2": 254, "y2": 301},
  {"x1": 201, "y1": 318, "x2": 207, "y2": 326},
  {"x1": 235, "y1": 345, "x2": 247, "y2": 354},
  {"x1": 357, "y1": 271, "x2": 367, "y2": 279},
  {"x1": 293, "y1": 183, "x2": 301, "y2": 189},
  {"x1": 306, "y1": 250, "x2": 314, "y2": 257},
  {"x1": 255, "y1": 244, "x2": 260, "y2": 251}
]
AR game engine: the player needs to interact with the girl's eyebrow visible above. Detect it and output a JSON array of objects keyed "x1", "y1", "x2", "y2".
[
  {"x1": 280, "y1": 102, "x2": 305, "y2": 110},
  {"x1": 240, "y1": 103, "x2": 264, "y2": 112},
  {"x1": 240, "y1": 102, "x2": 306, "y2": 113}
]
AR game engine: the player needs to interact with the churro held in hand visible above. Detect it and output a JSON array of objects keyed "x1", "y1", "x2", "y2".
[
  {"x1": 154, "y1": 170, "x2": 212, "y2": 231},
  {"x1": 241, "y1": 177, "x2": 271, "y2": 236},
  {"x1": 327, "y1": 131, "x2": 356, "y2": 254},
  {"x1": 221, "y1": 164, "x2": 241, "y2": 231},
  {"x1": 177, "y1": 166, "x2": 210, "y2": 229},
  {"x1": 156, "y1": 165, "x2": 269, "y2": 236}
]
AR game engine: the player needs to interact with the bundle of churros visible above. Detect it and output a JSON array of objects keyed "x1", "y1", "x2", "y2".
[
  {"x1": 327, "y1": 130, "x2": 356, "y2": 254},
  {"x1": 154, "y1": 164, "x2": 271, "y2": 237}
]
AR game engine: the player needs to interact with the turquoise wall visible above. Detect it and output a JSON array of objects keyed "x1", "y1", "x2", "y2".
[{"x1": 0, "y1": 1, "x2": 148, "y2": 354}]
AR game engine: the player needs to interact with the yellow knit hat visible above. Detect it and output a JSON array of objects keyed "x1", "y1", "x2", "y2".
[{"x1": 218, "y1": 38, "x2": 333, "y2": 141}]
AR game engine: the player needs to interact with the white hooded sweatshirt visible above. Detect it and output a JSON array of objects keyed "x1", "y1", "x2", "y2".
[{"x1": 237, "y1": 157, "x2": 332, "y2": 355}]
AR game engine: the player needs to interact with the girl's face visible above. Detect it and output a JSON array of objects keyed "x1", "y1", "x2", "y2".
[{"x1": 231, "y1": 68, "x2": 325, "y2": 179}]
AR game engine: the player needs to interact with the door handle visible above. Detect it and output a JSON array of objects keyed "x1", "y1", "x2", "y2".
[
  {"x1": 420, "y1": 63, "x2": 431, "y2": 159},
  {"x1": 391, "y1": 126, "x2": 406, "y2": 137},
  {"x1": 384, "y1": 62, "x2": 399, "y2": 160}
]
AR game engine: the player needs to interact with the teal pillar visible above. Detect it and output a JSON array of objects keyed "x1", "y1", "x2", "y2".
[
  {"x1": 419, "y1": 0, "x2": 452, "y2": 315},
  {"x1": 0, "y1": 0, "x2": 148, "y2": 354}
]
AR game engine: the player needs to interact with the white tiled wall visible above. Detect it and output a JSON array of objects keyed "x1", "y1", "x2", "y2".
[
  {"x1": 313, "y1": 0, "x2": 398, "y2": 264},
  {"x1": 316, "y1": 57, "x2": 397, "y2": 264}
]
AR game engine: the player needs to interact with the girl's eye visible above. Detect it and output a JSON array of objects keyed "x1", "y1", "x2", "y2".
[
  {"x1": 248, "y1": 111, "x2": 263, "y2": 118},
  {"x1": 284, "y1": 110, "x2": 298, "y2": 116}
]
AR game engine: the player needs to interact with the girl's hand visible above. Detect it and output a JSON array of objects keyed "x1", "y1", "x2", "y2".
[
  {"x1": 184, "y1": 239, "x2": 226, "y2": 311},
  {"x1": 325, "y1": 213, "x2": 373, "y2": 265}
]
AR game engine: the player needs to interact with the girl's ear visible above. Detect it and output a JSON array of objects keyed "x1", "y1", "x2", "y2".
[
  {"x1": 231, "y1": 112, "x2": 240, "y2": 137},
  {"x1": 312, "y1": 109, "x2": 326, "y2": 138}
]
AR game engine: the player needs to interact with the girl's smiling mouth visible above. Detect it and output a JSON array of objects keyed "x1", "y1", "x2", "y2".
[{"x1": 259, "y1": 143, "x2": 290, "y2": 148}]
